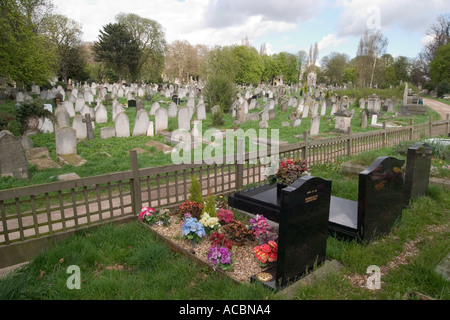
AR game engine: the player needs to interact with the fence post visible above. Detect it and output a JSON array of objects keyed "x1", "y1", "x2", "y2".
[
  {"x1": 429, "y1": 115, "x2": 433, "y2": 137},
  {"x1": 236, "y1": 138, "x2": 244, "y2": 190},
  {"x1": 347, "y1": 127, "x2": 352, "y2": 157},
  {"x1": 447, "y1": 114, "x2": 450, "y2": 137},
  {"x1": 383, "y1": 122, "x2": 387, "y2": 148},
  {"x1": 303, "y1": 130, "x2": 309, "y2": 161},
  {"x1": 129, "y1": 150, "x2": 142, "y2": 215},
  {"x1": 409, "y1": 118, "x2": 414, "y2": 141}
]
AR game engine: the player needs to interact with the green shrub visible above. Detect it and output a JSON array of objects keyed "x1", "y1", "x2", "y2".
[
  {"x1": 188, "y1": 174, "x2": 204, "y2": 204},
  {"x1": 204, "y1": 73, "x2": 236, "y2": 113},
  {"x1": 15, "y1": 98, "x2": 54, "y2": 134},
  {"x1": 437, "y1": 79, "x2": 450, "y2": 98}
]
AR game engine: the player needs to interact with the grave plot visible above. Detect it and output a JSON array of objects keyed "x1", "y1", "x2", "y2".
[
  {"x1": 250, "y1": 176, "x2": 332, "y2": 290},
  {"x1": 328, "y1": 156, "x2": 405, "y2": 242}
]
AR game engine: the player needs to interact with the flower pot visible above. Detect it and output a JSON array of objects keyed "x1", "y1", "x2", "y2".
[{"x1": 276, "y1": 183, "x2": 287, "y2": 197}]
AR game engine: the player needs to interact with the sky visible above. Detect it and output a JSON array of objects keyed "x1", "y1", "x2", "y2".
[{"x1": 51, "y1": 0, "x2": 449, "y2": 63}]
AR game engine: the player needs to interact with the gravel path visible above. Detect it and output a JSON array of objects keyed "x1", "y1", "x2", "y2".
[{"x1": 422, "y1": 97, "x2": 450, "y2": 120}]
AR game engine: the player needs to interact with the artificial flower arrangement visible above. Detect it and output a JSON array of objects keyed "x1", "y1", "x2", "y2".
[
  {"x1": 268, "y1": 158, "x2": 309, "y2": 186},
  {"x1": 181, "y1": 214, "x2": 206, "y2": 245},
  {"x1": 138, "y1": 189, "x2": 281, "y2": 275},
  {"x1": 207, "y1": 246, "x2": 234, "y2": 271},
  {"x1": 253, "y1": 241, "x2": 278, "y2": 267}
]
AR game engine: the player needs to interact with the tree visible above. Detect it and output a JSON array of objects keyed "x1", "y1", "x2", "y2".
[
  {"x1": 115, "y1": 13, "x2": 166, "y2": 82},
  {"x1": 0, "y1": 0, "x2": 56, "y2": 88},
  {"x1": 421, "y1": 13, "x2": 450, "y2": 64},
  {"x1": 231, "y1": 45, "x2": 263, "y2": 85},
  {"x1": 39, "y1": 14, "x2": 87, "y2": 83},
  {"x1": 93, "y1": 23, "x2": 140, "y2": 82},
  {"x1": 320, "y1": 52, "x2": 349, "y2": 85},
  {"x1": 393, "y1": 56, "x2": 411, "y2": 85},
  {"x1": 355, "y1": 30, "x2": 388, "y2": 88},
  {"x1": 165, "y1": 40, "x2": 200, "y2": 83},
  {"x1": 429, "y1": 43, "x2": 450, "y2": 84}
]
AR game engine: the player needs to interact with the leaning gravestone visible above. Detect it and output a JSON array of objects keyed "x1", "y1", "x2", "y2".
[
  {"x1": 251, "y1": 176, "x2": 332, "y2": 290},
  {"x1": 404, "y1": 142, "x2": 432, "y2": 205},
  {"x1": 328, "y1": 156, "x2": 405, "y2": 242},
  {"x1": 82, "y1": 114, "x2": 95, "y2": 140},
  {"x1": 0, "y1": 131, "x2": 29, "y2": 179}
]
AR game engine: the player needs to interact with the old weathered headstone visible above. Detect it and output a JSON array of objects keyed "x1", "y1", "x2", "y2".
[
  {"x1": 95, "y1": 104, "x2": 108, "y2": 123},
  {"x1": 55, "y1": 108, "x2": 70, "y2": 130},
  {"x1": 55, "y1": 127, "x2": 77, "y2": 155},
  {"x1": 132, "y1": 109, "x2": 150, "y2": 136},
  {"x1": 177, "y1": 107, "x2": 190, "y2": 131},
  {"x1": 100, "y1": 127, "x2": 116, "y2": 139},
  {"x1": 0, "y1": 131, "x2": 29, "y2": 179},
  {"x1": 155, "y1": 107, "x2": 168, "y2": 134},
  {"x1": 114, "y1": 112, "x2": 130, "y2": 138},
  {"x1": 310, "y1": 116, "x2": 320, "y2": 136}
]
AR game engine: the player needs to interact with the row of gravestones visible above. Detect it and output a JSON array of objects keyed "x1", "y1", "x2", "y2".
[{"x1": 228, "y1": 142, "x2": 433, "y2": 290}]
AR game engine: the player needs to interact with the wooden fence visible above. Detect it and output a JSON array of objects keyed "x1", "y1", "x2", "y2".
[{"x1": 0, "y1": 117, "x2": 449, "y2": 268}]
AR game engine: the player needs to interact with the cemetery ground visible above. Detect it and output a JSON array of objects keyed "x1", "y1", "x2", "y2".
[
  {"x1": 0, "y1": 89, "x2": 445, "y2": 191},
  {"x1": 0, "y1": 88, "x2": 449, "y2": 300},
  {"x1": 0, "y1": 145, "x2": 448, "y2": 300}
]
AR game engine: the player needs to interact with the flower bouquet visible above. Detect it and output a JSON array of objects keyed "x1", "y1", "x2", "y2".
[
  {"x1": 181, "y1": 216, "x2": 206, "y2": 245},
  {"x1": 249, "y1": 214, "x2": 278, "y2": 245},
  {"x1": 199, "y1": 212, "x2": 220, "y2": 233},
  {"x1": 217, "y1": 208, "x2": 234, "y2": 225},
  {"x1": 267, "y1": 158, "x2": 309, "y2": 186},
  {"x1": 207, "y1": 246, "x2": 234, "y2": 271},
  {"x1": 253, "y1": 241, "x2": 278, "y2": 267},
  {"x1": 138, "y1": 207, "x2": 157, "y2": 225}
]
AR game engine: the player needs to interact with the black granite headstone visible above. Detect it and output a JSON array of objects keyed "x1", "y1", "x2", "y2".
[
  {"x1": 251, "y1": 176, "x2": 332, "y2": 290},
  {"x1": 328, "y1": 156, "x2": 405, "y2": 241},
  {"x1": 404, "y1": 142, "x2": 432, "y2": 205},
  {"x1": 128, "y1": 99, "x2": 136, "y2": 108}
]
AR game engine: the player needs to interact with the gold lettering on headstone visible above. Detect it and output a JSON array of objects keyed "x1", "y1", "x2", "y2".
[{"x1": 305, "y1": 189, "x2": 318, "y2": 203}]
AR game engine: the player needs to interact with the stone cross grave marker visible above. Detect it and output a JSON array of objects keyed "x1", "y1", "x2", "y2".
[{"x1": 82, "y1": 113, "x2": 95, "y2": 140}]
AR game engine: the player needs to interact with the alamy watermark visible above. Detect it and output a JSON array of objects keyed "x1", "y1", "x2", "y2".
[
  {"x1": 169, "y1": 124, "x2": 281, "y2": 176},
  {"x1": 366, "y1": 265, "x2": 381, "y2": 290},
  {"x1": 66, "y1": 265, "x2": 81, "y2": 290}
]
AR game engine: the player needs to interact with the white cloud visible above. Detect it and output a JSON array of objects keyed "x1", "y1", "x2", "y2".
[
  {"x1": 317, "y1": 34, "x2": 346, "y2": 53},
  {"x1": 335, "y1": 0, "x2": 448, "y2": 37}
]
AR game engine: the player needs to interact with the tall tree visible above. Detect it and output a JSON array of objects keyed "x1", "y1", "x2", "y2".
[
  {"x1": 356, "y1": 30, "x2": 388, "y2": 88},
  {"x1": 165, "y1": 40, "x2": 199, "y2": 83},
  {"x1": 421, "y1": 13, "x2": 450, "y2": 64},
  {"x1": 93, "y1": 23, "x2": 140, "y2": 82},
  {"x1": 39, "y1": 14, "x2": 87, "y2": 83},
  {"x1": 0, "y1": 0, "x2": 55, "y2": 88},
  {"x1": 429, "y1": 43, "x2": 450, "y2": 84},
  {"x1": 115, "y1": 13, "x2": 166, "y2": 82},
  {"x1": 231, "y1": 45, "x2": 263, "y2": 86},
  {"x1": 320, "y1": 52, "x2": 349, "y2": 85}
]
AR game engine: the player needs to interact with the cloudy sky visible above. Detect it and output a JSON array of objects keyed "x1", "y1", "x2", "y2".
[{"x1": 52, "y1": 0, "x2": 448, "y2": 62}]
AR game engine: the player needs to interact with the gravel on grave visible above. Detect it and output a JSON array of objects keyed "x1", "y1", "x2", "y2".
[{"x1": 148, "y1": 219, "x2": 265, "y2": 283}]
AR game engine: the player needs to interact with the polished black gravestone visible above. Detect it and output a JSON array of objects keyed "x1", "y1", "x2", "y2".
[
  {"x1": 249, "y1": 176, "x2": 332, "y2": 290},
  {"x1": 228, "y1": 183, "x2": 281, "y2": 223},
  {"x1": 128, "y1": 99, "x2": 136, "y2": 108},
  {"x1": 328, "y1": 156, "x2": 405, "y2": 242},
  {"x1": 404, "y1": 142, "x2": 432, "y2": 206}
]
